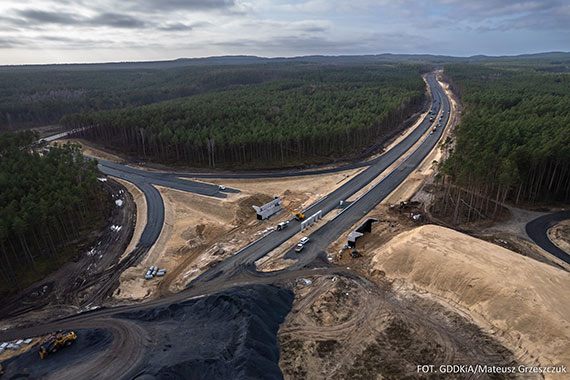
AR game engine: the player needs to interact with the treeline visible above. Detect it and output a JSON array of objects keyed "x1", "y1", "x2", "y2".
[
  {"x1": 0, "y1": 131, "x2": 106, "y2": 290},
  {"x1": 0, "y1": 63, "x2": 425, "y2": 131},
  {"x1": 0, "y1": 64, "x2": 295, "y2": 129},
  {"x1": 437, "y1": 65, "x2": 570, "y2": 222},
  {"x1": 62, "y1": 65, "x2": 426, "y2": 167}
]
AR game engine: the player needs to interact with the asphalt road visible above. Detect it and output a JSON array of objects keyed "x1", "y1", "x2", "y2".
[
  {"x1": 95, "y1": 159, "x2": 237, "y2": 248},
  {"x1": 525, "y1": 210, "x2": 570, "y2": 264}
]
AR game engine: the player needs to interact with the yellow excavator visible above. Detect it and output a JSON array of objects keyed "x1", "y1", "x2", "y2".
[
  {"x1": 39, "y1": 331, "x2": 77, "y2": 359},
  {"x1": 283, "y1": 205, "x2": 305, "y2": 220}
]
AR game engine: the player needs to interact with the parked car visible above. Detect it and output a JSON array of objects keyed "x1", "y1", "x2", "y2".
[{"x1": 295, "y1": 244, "x2": 304, "y2": 253}]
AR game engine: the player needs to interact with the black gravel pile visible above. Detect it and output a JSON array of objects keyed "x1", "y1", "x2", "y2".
[{"x1": 121, "y1": 284, "x2": 294, "y2": 380}]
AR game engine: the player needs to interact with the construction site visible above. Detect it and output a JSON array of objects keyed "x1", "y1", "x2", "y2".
[{"x1": 0, "y1": 70, "x2": 569, "y2": 380}]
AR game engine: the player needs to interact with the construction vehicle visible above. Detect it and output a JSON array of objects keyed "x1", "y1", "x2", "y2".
[
  {"x1": 276, "y1": 221, "x2": 289, "y2": 231},
  {"x1": 39, "y1": 331, "x2": 77, "y2": 359},
  {"x1": 283, "y1": 205, "x2": 305, "y2": 220}
]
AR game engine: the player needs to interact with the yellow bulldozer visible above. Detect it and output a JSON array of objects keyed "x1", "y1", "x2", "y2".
[{"x1": 39, "y1": 331, "x2": 77, "y2": 359}]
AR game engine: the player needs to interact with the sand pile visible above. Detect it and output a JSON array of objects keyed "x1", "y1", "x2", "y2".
[{"x1": 370, "y1": 225, "x2": 570, "y2": 372}]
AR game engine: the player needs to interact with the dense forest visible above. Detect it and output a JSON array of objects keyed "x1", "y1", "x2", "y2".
[
  {"x1": 62, "y1": 65, "x2": 426, "y2": 167},
  {"x1": 0, "y1": 131, "x2": 107, "y2": 291},
  {"x1": 436, "y1": 65, "x2": 570, "y2": 223},
  {"x1": 0, "y1": 64, "x2": 308, "y2": 129}
]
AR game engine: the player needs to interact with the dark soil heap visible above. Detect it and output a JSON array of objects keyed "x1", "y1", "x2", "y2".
[{"x1": 120, "y1": 284, "x2": 294, "y2": 380}]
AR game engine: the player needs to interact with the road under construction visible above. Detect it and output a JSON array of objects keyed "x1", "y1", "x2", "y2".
[{"x1": 1, "y1": 73, "x2": 567, "y2": 379}]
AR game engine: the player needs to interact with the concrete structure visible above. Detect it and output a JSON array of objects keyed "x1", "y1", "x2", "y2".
[
  {"x1": 301, "y1": 210, "x2": 322, "y2": 231},
  {"x1": 347, "y1": 218, "x2": 378, "y2": 248},
  {"x1": 253, "y1": 197, "x2": 283, "y2": 220}
]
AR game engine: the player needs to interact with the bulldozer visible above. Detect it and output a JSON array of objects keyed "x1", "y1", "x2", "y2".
[{"x1": 39, "y1": 331, "x2": 77, "y2": 359}]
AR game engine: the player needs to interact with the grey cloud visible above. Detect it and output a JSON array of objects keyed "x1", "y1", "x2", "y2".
[
  {"x1": 1, "y1": 34, "x2": 119, "y2": 49},
  {"x1": 471, "y1": 3, "x2": 570, "y2": 32},
  {"x1": 158, "y1": 21, "x2": 209, "y2": 31},
  {"x1": 502, "y1": 5, "x2": 570, "y2": 31},
  {"x1": 212, "y1": 31, "x2": 427, "y2": 55},
  {"x1": 17, "y1": 10, "x2": 82, "y2": 25},
  {"x1": 136, "y1": 0, "x2": 235, "y2": 11},
  {"x1": 90, "y1": 13, "x2": 148, "y2": 28},
  {"x1": 440, "y1": 0, "x2": 559, "y2": 19},
  {"x1": 300, "y1": 25, "x2": 327, "y2": 33},
  {"x1": 0, "y1": 38, "x2": 17, "y2": 48},
  {"x1": 12, "y1": 9, "x2": 150, "y2": 29}
]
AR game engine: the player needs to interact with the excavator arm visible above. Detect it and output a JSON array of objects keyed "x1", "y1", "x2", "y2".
[{"x1": 283, "y1": 205, "x2": 305, "y2": 220}]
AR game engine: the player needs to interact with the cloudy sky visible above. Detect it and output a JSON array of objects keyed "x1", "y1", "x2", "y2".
[{"x1": 0, "y1": 0, "x2": 569, "y2": 64}]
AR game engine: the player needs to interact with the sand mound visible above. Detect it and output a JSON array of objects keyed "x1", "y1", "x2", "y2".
[{"x1": 370, "y1": 225, "x2": 570, "y2": 372}]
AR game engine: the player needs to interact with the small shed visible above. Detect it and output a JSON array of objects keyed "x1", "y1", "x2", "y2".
[{"x1": 347, "y1": 218, "x2": 378, "y2": 248}]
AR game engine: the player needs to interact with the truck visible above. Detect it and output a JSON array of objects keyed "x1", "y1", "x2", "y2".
[
  {"x1": 39, "y1": 331, "x2": 77, "y2": 359},
  {"x1": 276, "y1": 221, "x2": 289, "y2": 231}
]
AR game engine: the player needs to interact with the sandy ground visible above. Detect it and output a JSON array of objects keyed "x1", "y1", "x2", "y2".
[
  {"x1": 113, "y1": 169, "x2": 365, "y2": 301},
  {"x1": 51, "y1": 138, "x2": 126, "y2": 163},
  {"x1": 367, "y1": 225, "x2": 570, "y2": 376},
  {"x1": 0, "y1": 337, "x2": 44, "y2": 362},
  {"x1": 113, "y1": 185, "x2": 235, "y2": 302},
  {"x1": 548, "y1": 219, "x2": 570, "y2": 254},
  {"x1": 279, "y1": 272, "x2": 529, "y2": 380},
  {"x1": 33, "y1": 125, "x2": 67, "y2": 139},
  {"x1": 192, "y1": 168, "x2": 363, "y2": 210}
]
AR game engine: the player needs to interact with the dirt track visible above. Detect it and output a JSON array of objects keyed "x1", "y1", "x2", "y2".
[{"x1": 279, "y1": 275, "x2": 532, "y2": 380}]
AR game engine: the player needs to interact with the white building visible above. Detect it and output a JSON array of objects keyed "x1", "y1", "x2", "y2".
[{"x1": 252, "y1": 197, "x2": 283, "y2": 220}]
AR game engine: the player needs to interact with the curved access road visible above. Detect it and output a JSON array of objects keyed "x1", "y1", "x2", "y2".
[
  {"x1": 526, "y1": 210, "x2": 570, "y2": 265},
  {"x1": 95, "y1": 158, "x2": 238, "y2": 248}
]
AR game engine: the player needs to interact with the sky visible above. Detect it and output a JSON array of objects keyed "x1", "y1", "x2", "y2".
[{"x1": 0, "y1": 0, "x2": 569, "y2": 65}]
